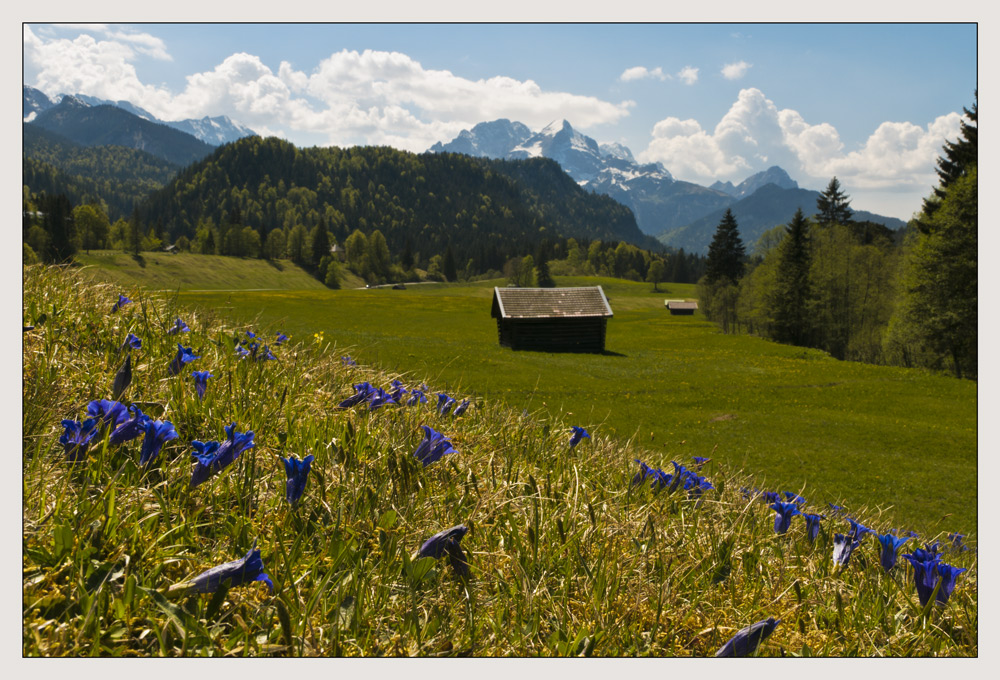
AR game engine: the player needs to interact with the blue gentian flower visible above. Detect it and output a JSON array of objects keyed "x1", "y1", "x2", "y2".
[
  {"x1": 827, "y1": 503, "x2": 846, "y2": 516},
  {"x1": 412, "y1": 425, "x2": 457, "y2": 467},
  {"x1": 181, "y1": 542, "x2": 273, "y2": 594},
  {"x1": 275, "y1": 332, "x2": 289, "y2": 345},
  {"x1": 947, "y1": 533, "x2": 968, "y2": 552},
  {"x1": 111, "y1": 354, "x2": 132, "y2": 401},
  {"x1": 631, "y1": 459, "x2": 655, "y2": 488},
  {"x1": 769, "y1": 502, "x2": 801, "y2": 534},
  {"x1": 715, "y1": 617, "x2": 781, "y2": 657},
  {"x1": 437, "y1": 393, "x2": 456, "y2": 416},
  {"x1": 650, "y1": 467, "x2": 673, "y2": 491},
  {"x1": 192, "y1": 371, "x2": 214, "y2": 400},
  {"x1": 388, "y1": 380, "x2": 408, "y2": 402},
  {"x1": 740, "y1": 487, "x2": 759, "y2": 500},
  {"x1": 281, "y1": 454, "x2": 314, "y2": 506},
  {"x1": 168, "y1": 343, "x2": 200, "y2": 375},
  {"x1": 167, "y1": 317, "x2": 190, "y2": 335},
  {"x1": 257, "y1": 345, "x2": 277, "y2": 361},
  {"x1": 761, "y1": 491, "x2": 782, "y2": 505},
  {"x1": 189, "y1": 423, "x2": 255, "y2": 488},
  {"x1": 902, "y1": 548, "x2": 941, "y2": 607},
  {"x1": 406, "y1": 389, "x2": 428, "y2": 406},
  {"x1": 341, "y1": 356, "x2": 357, "y2": 367},
  {"x1": 934, "y1": 563, "x2": 967, "y2": 605},
  {"x1": 59, "y1": 418, "x2": 98, "y2": 461},
  {"x1": 245, "y1": 330, "x2": 257, "y2": 341},
  {"x1": 803, "y1": 513, "x2": 824, "y2": 543},
  {"x1": 367, "y1": 387, "x2": 397, "y2": 411},
  {"x1": 833, "y1": 533, "x2": 859, "y2": 566},
  {"x1": 121, "y1": 332, "x2": 142, "y2": 351},
  {"x1": 905, "y1": 530, "x2": 920, "y2": 539},
  {"x1": 453, "y1": 399, "x2": 470, "y2": 417},
  {"x1": 111, "y1": 294, "x2": 131, "y2": 313},
  {"x1": 338, "y1": 382, "x2": 375, "y2": 409},
  {"x1": 86, "y1": 399, "x2": 129, "y2": 430},
  {"x1": 108, "y1": 405, "x2": 150, "y2": 446},
  {"x1": 846, "y1": 518, "x2": 874, "y2": 542},
  {"x1": 418, "y1": 525, "x2": 470, "y2": 578},
  {"x1": 692, "y1": 456, "x2": 711, "y2": 469},
  {"x1": 876, "y1": 532, "x2": 910, "y2": 571},
  {"x1": 569, "y1": 426, "x2": 590, "y2": 448},
  {"x1": 235, "y1": 344, "x2": 250, "y2": 359},
  {"x1": 139, "y1": 419, "x2": 178, "y2": 466},
  {"x1": 783, "y1": 492, "x2": 806, "y2": 505}
]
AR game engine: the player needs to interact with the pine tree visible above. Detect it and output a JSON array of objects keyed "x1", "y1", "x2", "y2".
[
  {"x1": 922, "y1": 91, "x2": 977, "y2": 220},
  {"x1": 816, "y1": 177, "x2": 852, "y2": 226},
  {"x1": 891, "y1": 167, "x2": 976, "y2": 378},
  {"x1": 704, "y1": 209, "x2": 746, "y2": 284},
  {"x1": 771, "y1": 208, "x2": 814, "y2": 346},
  {"x1": 443, "y1": 245, "x2": 458, "y2": 282},
  {"x1": 310, "y1": 220, "x2": 331, "y2": 267}
]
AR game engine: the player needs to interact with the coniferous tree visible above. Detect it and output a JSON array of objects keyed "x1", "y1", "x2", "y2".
[
  {"x1": 129, "y1": 205, "x2": 141, "y2": 256},
  {"x1": 922, "y1": 91, "x2": 977, "y2": 222},
  {"x1": 889, "y1": 167, "x2": 976, "y2": 378},
  {"x1": 771, "y1": 208, "x2": 814, "y2": 346},
  {"x1": 310, "y1": 220, "x2": 331, "y2": 267},
  {"x1": 816, "y1": 177, "x2": 853, "y2": 226},
  {"x1": 704, "y1": 209, "x2": 746, "y2": 284},
  {"x1": 442, "y1": 245, "x2": 458, "y2": 282}
]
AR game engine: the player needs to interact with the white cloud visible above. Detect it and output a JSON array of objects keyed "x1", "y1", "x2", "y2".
[
  {"x1": 721, "y1": 60, "x2": 751, "y2": 80},
  {"x1": 23, "y1": 31, "x2": 632, "y2": 152},
  {"x1": 677, "y1": 66, "x2": 699, "y2": 85},
  {"x1": 620, "y1": 66, "x2": 669, "y2": 82},
  {"x1": 639, "y1": 87, "x2": 963, "y2": 197}
]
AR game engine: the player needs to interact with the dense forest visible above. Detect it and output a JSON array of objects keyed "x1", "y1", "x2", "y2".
[
  {"x1": 697, "y1": 94, "x2": 977, "y2": 378},
  {"x1": 23, "y1": 125, "x2": 178, "y2": 221},
  {"x1": 23, "y1": 133, "x2": 704, "y2": 287}
]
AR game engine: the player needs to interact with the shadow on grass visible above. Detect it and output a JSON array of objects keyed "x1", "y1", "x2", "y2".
[
  {"x1": 130, "y1": 253, "x2": 146, "y2": 268},
  {"x1": 265, "y1": 258, "x2": 285, "y2": 272}
]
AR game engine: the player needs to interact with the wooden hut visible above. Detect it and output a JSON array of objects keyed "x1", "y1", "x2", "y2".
[
  {"x1": 491, "y1": 286, "x2": 613, "y2": 352},
  {"x1": 665, "y1": 300, "x2": 698, "y2": 315}
]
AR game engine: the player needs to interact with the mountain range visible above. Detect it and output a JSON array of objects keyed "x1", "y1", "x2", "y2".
[
  {"x1": 23, "y1": 86, "x2": 257, "y2": 148},
  {"x1": 429, "y1": 119, "x2": 906, "y2": 252}
]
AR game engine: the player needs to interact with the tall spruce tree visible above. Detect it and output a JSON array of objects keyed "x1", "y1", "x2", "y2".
[
  {"x1": 922, "y1": 91, "x2": 977, "y2": 221},
  {"x1": 704, "y1": 209, "x2": 746, "y2": 284},
  {"x1": 771, "y1": 208, "x2": 814, "y2": 346},
  {"x1": 442, "y1": 245, "x2": 457, "y2": 282},
  {"x1": 816, "y1": 177, "x2": 853, "y2": 226}
]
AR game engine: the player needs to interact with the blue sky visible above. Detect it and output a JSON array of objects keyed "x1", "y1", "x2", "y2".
[{"x1": 23, "y1": 22, "x2": 977, "y2": 219}]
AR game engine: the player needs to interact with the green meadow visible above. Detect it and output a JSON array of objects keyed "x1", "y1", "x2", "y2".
[
  {"x1": 116, "y1": 261, "x2": 979, "y2": 536},
  {"x1": 23, "y1": 263, "x2": 978, "y2": 656}
]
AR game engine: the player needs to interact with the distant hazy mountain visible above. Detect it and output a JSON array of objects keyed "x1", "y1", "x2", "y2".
[
  {"x1": 27, "y1": 95, "x2": 215, "y2": 167},
  {"x1": 23, "y1": 86, "x2": 257, "y2": 146},
  {"x1": 431, "y1": 119, "x2": 906, "y2": 253},
  {"x1": 659, "y1": 183, "x2": 908, "y2": 254},
  {"x1": 428, "y1": 119, "x2": 532, "y2": 158},
  {"x1": 430, "y1": 118, "x2": 730, "y2": 238},
  {"x1": 710, "y1": 166, "x2": 798, "y2": 199}
]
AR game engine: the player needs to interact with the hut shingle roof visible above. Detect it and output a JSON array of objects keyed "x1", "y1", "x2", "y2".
[{"x1": 492, "y1": 286, "x2": 613, "y2": 320}]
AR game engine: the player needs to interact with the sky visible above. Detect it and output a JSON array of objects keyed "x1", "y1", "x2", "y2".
[{"x1": 22, "y1": 21, "x2": 977, "y2": 220}]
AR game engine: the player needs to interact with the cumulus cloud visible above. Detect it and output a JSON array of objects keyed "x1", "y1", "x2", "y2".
[
  {"x1": 620, "y1": 66, "x2": 669, "y2": 82},
  {"x1": 23, "y1": 30, "x2": 632, "y2": 152},
  {"x1": 677, "y1": 66, "x2": 699, "y2": 85},
  {"x1": 721, "y1": 60, "x2": 751, "y2": 80},
  {"x1": 639, "y1": 87, "x2": 962, "y2": 196}
]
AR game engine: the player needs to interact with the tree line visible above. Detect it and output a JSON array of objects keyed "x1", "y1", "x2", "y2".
[{"x1": 697, "y1": 94, "x2": 976, "y2": 379}]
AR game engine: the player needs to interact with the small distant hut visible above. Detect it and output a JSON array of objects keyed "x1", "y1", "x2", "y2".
[
  {"x1": 665, "y1": 300, "x2": 698, "y2": 315},
  {"x1": 491, "y1": 286, "x2": 613, "y2": 353}
]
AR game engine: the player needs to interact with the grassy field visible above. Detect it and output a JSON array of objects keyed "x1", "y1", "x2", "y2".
[
  {"x1": 164, "y1": 273, "x2": 978, "y2": 535},
  {"x1": 75, "y1": 250, "x2": 333, "y2": 291},
  {"x1": 21, "y1": 264, "x2": 978, "y2": 657}
]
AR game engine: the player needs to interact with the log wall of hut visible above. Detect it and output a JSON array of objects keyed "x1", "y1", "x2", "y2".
[{"x1": 496, "y1": 317, "x2": 608, "y2": 353}]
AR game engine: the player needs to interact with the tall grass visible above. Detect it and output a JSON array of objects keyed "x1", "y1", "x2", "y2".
[{"x1": 22, "y1": 264, "x2": 977, "y2": 656}]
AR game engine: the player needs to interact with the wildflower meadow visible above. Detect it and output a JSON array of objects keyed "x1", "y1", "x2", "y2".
[{"x1": 22, "y1": 264, "x2": 976, "y2": 657}]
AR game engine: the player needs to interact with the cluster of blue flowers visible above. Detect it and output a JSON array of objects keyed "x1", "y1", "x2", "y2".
[
  {"x1": 631, "y1": 458, "x2": 714, "y2": 500},
  {"x1": 738, "y1": 481, "x2": 969, "y2": 616}
]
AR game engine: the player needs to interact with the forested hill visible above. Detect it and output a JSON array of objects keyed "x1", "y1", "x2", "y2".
[
  {"x1": 23, "y1": 124, "x2": 179, "y2": 220},
  {"x1": 140, "y1": 136, "x2": 657, "y2": 270}
]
